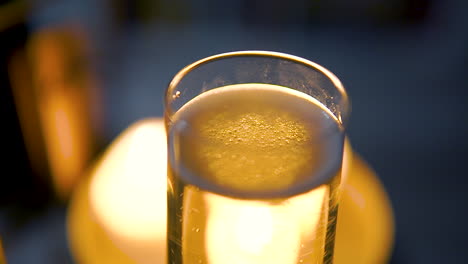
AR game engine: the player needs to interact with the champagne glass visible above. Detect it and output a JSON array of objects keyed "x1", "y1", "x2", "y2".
[{"x1": 165, "y1": 51, "x2": 350, "y2": 264}]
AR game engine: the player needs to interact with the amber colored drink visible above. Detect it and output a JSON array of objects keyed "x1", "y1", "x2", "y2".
[{"x1": 167, "y1": 83, "x2": 344, "y2": 264}]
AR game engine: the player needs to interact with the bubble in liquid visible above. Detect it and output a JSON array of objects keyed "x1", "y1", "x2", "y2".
[
  {"x1": 190, "y1": 208, "x2": 200, "y2": 214},
  {"x1": 173, "y1": 91, "x2": 181, "y2": 99}
]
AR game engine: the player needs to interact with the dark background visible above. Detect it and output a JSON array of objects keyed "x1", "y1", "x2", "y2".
[{"x1": 1, "y1": 0, "x2": 467, "y2": 263}]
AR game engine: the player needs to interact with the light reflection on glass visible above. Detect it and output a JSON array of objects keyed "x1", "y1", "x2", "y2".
[{"x1": 203, "y1": 186, "x2": 327, "y2": 264}]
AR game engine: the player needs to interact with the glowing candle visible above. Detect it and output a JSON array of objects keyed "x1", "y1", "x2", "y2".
[
  {"x1": 89, "y1": 119, "x2": 167, "y2": 264},
  {"x1": 67, "y1": 118, "x2": 394, "y2": 264}
]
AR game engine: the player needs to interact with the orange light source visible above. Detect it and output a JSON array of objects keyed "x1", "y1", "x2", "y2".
[
  {"x1": 0, "y1": 239, "x2": 5, "y2": 264},
  {"x1": 88, "y1": 119, "x2": 167, "y2": 264},
  {"x1": 9, "y1": 26, "x2": 100, "y2": 199},
  {"x1": 67, "y1": 118, "x2": 393, "y2": 264}
]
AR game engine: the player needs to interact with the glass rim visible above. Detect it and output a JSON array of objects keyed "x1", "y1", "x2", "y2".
[
  {"x1": 165, "y1": 51, "x2": 350, "y2": 198},
  {"x1": 165, "y1": 50, "x2": 350, "y2": 127}
]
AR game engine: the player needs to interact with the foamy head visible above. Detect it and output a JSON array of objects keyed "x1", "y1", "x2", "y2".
[{"x1": 169, "y1": 84, "x2": 344, "y2": 198}]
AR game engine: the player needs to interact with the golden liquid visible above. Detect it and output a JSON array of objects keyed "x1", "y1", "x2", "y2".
[{"x1": 167, "y1": 84, "x2": 344, "y2": 264}]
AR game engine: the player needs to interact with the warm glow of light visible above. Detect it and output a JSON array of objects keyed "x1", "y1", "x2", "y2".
[
  {"x1": 53, "y1": 108, "x2": 74, "y2": 158},
  {"x1": 235, "y1": 206, "x2": 273, "y2": 254},
  {"x1": 24, "y1": 28, "x2": 98, "y2": 199},
  {"x1": 41, "y1": 93, "x2": 90, "y2": 197},
  {"x1": 204, "y1": 186, "x2": 327, "y2": 264},
  {"x1": 289, "y1": 185, "x2": 329, "y2": 240},
  {"x1": 0, "y1": 239, "x2": 5, "y2": 264},
  {"x1": 205, "y1": 195, "x2": 300, "y2": 264},
  {"x1": 334, "y1": 142, "x2": 395, "y2": 264},
  {"x1": 67, "y1": 119, "x2": 393, "y2": 264},
  {"x1": 89, "y1": 119, "x2": 167, "y2": 264}
]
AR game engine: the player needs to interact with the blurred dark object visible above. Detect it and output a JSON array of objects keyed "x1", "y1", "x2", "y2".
[
  {"x1": 0, "y1": 0, "x2": 51, "y2": 208},
  {"x1": 1, "y1": 0, "x2": 103, "y2": 207},
  {"x1": 111, "y1": 0, "x2": 189, "y2": 25},
  {"x1": 107, "y1": 0, "x2": 432, "y2": 26},
  {"x1": 18, "y1": 26, "x2": 102, "y2": 200},
  {"x1": 0, "y1": 239, "x2": 5, "y2": 264},
  {"x1": 242, "y1": 0, "x2": 432, "y2": 25},
  {"x1": 1, "y1": 2, "x2": 102, "y2": 261},
  {"x1": 0, "y1": 0, "x2": 28, "y2": 32}
]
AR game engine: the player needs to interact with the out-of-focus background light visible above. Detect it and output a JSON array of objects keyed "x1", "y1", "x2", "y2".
[
  {"x1": 67, "y1": 119, "x2": 393, "y2": 264},
  {"x1": 0, "y1": 0, "x2": 467, "y2": 263}
]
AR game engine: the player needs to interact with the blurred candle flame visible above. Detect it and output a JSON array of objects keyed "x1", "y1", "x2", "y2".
[
  {"x1": 7, "y1": 26, "x2": 101, "y2": 199},
  {"x1": 28, "y1": 27, "x2": 98, "y2": 199},
  {"x1": 89, "y1": 119, "x2": 166, "y2": 264}
]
